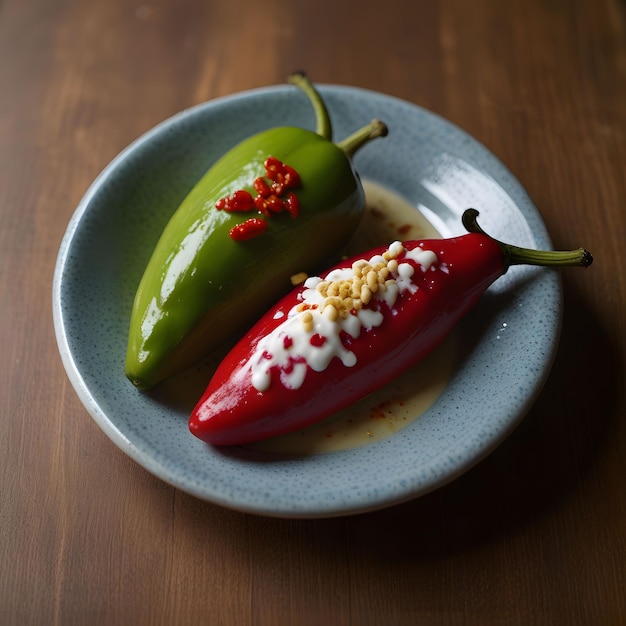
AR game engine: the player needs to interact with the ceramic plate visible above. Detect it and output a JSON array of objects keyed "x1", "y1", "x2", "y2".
[{"x1": 53, "y1": 84, "x2": 561, "y2": 518}]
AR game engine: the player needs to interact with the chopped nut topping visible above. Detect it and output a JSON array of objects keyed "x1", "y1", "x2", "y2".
[
  {"x1": 300, "y1": 243, "x2": 407, "y2": 329},
  {"x1": 323, "y1": 304, "x2": 339, "y2": 321},
  {"x1": 301, "y1": 311, "x2": 314, "y2": 332},
  {"x1": 290, "y1": 272, "x2": 308, "y2": 286}
]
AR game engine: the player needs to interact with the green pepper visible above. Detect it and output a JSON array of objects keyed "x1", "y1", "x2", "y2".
[{"x1": 125, "y1": 73, "x2": 388, "y2": 390}]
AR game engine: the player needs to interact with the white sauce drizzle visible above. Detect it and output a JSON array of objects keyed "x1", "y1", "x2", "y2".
[{"x1": 250, "y1": 243, "x2": 439, "y2": 392}]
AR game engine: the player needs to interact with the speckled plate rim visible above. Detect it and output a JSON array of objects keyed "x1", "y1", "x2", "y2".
[{"x1": 53, "y1": 83, "x2": 562, "y2": 518}]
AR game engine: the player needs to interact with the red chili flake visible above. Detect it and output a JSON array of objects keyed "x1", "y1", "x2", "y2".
[
  {"x1": 254, "y1": 194, "x2": 285, "y2": 216},
  {"x1": 281, "y1": 164, "x2": 301, "y2": 189},
  {"x1": 253, "y1": 195, "x2": 269, "y2": 216},
  {"x1": 264, "y1": 156, "x2": 283, "y2": 180},
  {"x1": 270, "y1": 181, "x2": 285, "y2": 196},
  {"x1": 265, "y1": 195, "x2": 286, "y2": 213},
  {"x1": 218, "y1": 156, "x2": 302, "y2": 242},
  {"x1": 229, "y1": 217, "x2": 268, "y2": 241},
  {"x1": 309, "y1": 333, "x2": 326, "y2": 347},
  {"x1": 275, "y1": 164, "x2": 300, "y2": 189},
  {"x1": 215, "y1": 189, "x2": 255, "y2": 212},
  {"x1": 283, "y1": 192, "x2": 299, "y2": 218},
  {"x1": 265, "y1": 157, "x2": 301, "y2": 194},
  {"x1": 253, "y1": 177, "x2": 272, "y2": 198}
]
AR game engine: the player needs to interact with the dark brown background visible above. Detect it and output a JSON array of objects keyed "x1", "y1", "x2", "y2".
[{"x1": 1, "y1": 0, "x2": 625, "y2": 623}]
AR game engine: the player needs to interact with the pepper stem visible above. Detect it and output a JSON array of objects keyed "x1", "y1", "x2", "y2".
[
  {"x1": 288, "y1": 72, "x2": 333, "y2": 141},
  {"x1": 336, "y1": 119, "x2": 389, "y2": 159},
  {"x1": 462, "y1": 208, "x2": 593, "y2": 271}
]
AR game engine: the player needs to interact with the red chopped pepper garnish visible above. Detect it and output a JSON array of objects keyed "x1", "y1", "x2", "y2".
[
  {"x1": 254, "y1": 194, "x2": 285, "y2": 215},
  {"x1": 253, "y1": 177, "x2": 272, "y2": 198},
  {"x1": 216, "y1": 156, "x2": 302, "y2": 240},
  {"x1": 282, "y1": 164, "x2": 301, "y2": 188},
  {"x1": 229, "y1": 217, "x2": 268, "y2": 241},
  {"x1": 265, "y1": 157, "x2": 300, "y2": 191},
  {"x1": 264, "y1": 156, "x2": 283, "y2": 181},
  {"x1": 283, "y1": 192, "x2": 300, "y2": 218},
  {"x1": 274, "y1": 169, "x2": 300, "y2": 196},
  {"x1": 215, "y1": 190, "x2": 255, "y2": 212}
]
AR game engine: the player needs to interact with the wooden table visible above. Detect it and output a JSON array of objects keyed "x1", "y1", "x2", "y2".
[{"x1": 2, "y1": 0, "x2": 625, "y2": 623}]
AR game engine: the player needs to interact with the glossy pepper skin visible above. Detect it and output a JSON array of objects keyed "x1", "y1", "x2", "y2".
[
  {"x1": 125, "y1": 74, "x2": 387, "y2": 390},
  {"x1": 189, "y1": 210, "x2": 592, "y2": 446}
]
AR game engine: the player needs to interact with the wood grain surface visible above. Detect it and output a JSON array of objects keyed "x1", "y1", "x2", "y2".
[{"x1": 1, "y1": 0, "x2": 625, "y2": 623}]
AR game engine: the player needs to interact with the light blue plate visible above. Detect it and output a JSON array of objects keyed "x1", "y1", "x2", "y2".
[{"x1": 53, "y1": 84, "x2": 561, "y2": 518}]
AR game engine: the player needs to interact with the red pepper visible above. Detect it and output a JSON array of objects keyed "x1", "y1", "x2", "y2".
[{"x1": 189, "y1": 210, "x2": 592, "y2": 446}]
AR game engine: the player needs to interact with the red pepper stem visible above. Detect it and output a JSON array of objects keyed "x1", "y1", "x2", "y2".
[
  {"x1": 462, "y1": 209, "x2": 593, "y2": 271},
  {"x1": 287, "y1": 72, "x2": 333, "y2": 141},
  {"x1": 336, "y1": 119, "x2": 389, "y2": 159}
]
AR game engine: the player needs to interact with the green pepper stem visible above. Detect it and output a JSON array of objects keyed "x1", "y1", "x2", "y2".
[
  {"x1": 462, "y1": 208, "x2": 593, "y2": 271},
  {"x1": 336, "y1": 119, "x2": 389, "y2": 159},
  {"x1": 288, "y1": 72, "x2": 333, "y2": 141}
]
